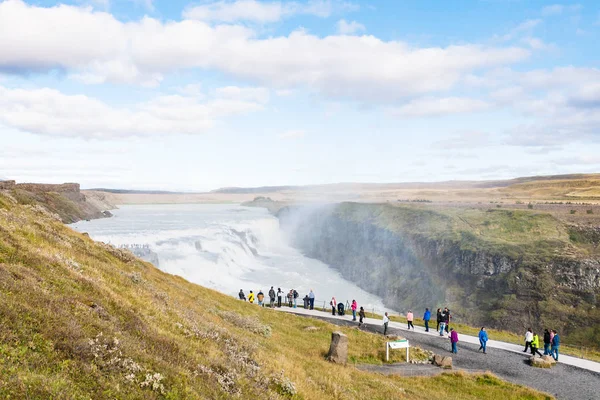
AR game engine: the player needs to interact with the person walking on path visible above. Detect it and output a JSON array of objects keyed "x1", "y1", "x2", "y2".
[
  {"x1": 359, "y1": 306, "x2": 365, "y2": 327},
  {"x1": 423, "y1": 308, "x2": 431, "y2": 332},
  {"x1": 238, "y1": 289, "x2": 246, "y2": 301},
  {"x1": 543, "y1": 329, "x2": 551, "y2": 355},
  {"x1": 277, "y1": 288, "x2": 283, "y2": 307},
  {"x1": 478, "y1": 327, "x2": 488, "y2": 354},
  {"x1": 531, "y1": 332, "x2": 544, "y2": 357},
  {"x1": 292, "y1": 289, "x2": 299, "y2": 308},
  {"x1": 444, "y1": 308, "x2": 451, "y2": 333},
  {"x1": 450, "y1": 328, "x2": 459, "y2": 354},
  {"x1": 439, "y1": 310, "x2": 447, "y2": 336},
  {"x1": 406, "y1": 310, "x2": 415, "y2": 330},
  {"x1": 523, "y1": 328, "x2": 533, "y2": 353},
  {"x1": 248, "y1": 290, "x2": 255, "y2": 304},
  {"x1": 257, "y1": 290, "x2": 265, "y2": 307},
  {"x1": 303, "y1": 294, "x2": 309, "y2": 309},
  {"x1": 436, "y1": 308, "x2": 442, "y2": 332},
  {"x1": 268, "y1": 287, "x2": 276, "y2": 308},
  {"x1": 308, "y1": 289, "x2": 315, "y2": 310},
  {"x1": 287, "y1": 290, "x2": 293, "y2": 307},
  {"x1": 330, "y1": 297, "x2": 337, "y2": 315},
  {"x1": 551, "y1": 330, "x2": 560, "y2": 361},
  {"x1": 383, "y1": 312, "x2": 389, "y2": 336},
  {"x1": 351, "y1": 300, "x2": 358, "y2": 321}
]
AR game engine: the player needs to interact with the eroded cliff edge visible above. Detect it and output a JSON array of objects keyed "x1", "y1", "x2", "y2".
[{"x1": 275, "y1": 202, "x2": 600, "y2": 346}]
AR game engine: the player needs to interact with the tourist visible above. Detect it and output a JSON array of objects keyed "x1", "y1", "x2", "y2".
[
  {"x1": 523, "y1": 328, "x2": 533, "y2": 353},
  {"x1": 383, "y1": 312, "x2": 389, "y2": 336},
  {"x1": 248, "y1": 290, "x2": 255, "y2": 304},
  {"x1": 308, "y1": 289, "x2": 315, "y2": 310},
  {"x1": 406, "y1": 310, "x2": 414, "y2": 330},
  {"x1": 257, "y1": 290, "x2": 264, "y2": 307},
  {"x1": 293, "y1": 289, "x2": 299, "y2": 308},
  {"x1": 238, "y1": 289, "x2": 246, "y2": 301},
  {"x1": 543, "y1": 329, "x2": 551, "y2": 355},
  {"x1": 359, "y1": 306, "x2": 365, "y2": 327},
  {"x1": 287, "y1": 290, "x2": 293, "y2": 307},
  {"x1": 303, "y1": 294, "x2": 309, "y2": 309},
  {"x1": 444, "y1": 308, "x2": 451, "y2": 333},
  {"x1": 423, "y1": 308, "x2": 431, "y2": 332},
  {"x1": 268, "y1": 286, "x2": 276, "y2": 308},
  {"x1": 450, "y1": 328, "x2": 459, "y2": 353},
  {"x1": 551, "y1": 330, "x2": 560, "y2": 361},
  {"x1": 330, "y1": 297, "x2": 337, "y2": 315},
  {"x1": 351, "y1": 299, "x2": 358, "y2": 321},
  {"x1": 439, "y1": 313, "x2": 446, "y2": 336},
  {"x1": 478, "y1": 327, "x2": 488, "y2": 354},
  {"x1": 436, "y1": 308, "x2": 442, "y2": 332},
  {"x1": 531, "y1": 332, "x2": 543, "y2": 357},
  {"x1": 277, "y1": 288, "x2": 283, "y2": 307}
]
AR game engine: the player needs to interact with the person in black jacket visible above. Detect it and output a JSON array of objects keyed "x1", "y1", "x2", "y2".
[
  {"x1": 543, "y1": 329, "x2": 551, "y2": 355},
  {"x1": 436, "y1": 308, "x2": 442, "y2": 331},
  {"x1": 277, "y1": 288, "x2": 283, "y2": 307},
  {"x1": 238, "y1": 289, "x2": 246, "y2": 301},
  {"x1": 444, "y1": 308, "x2": 451, "y2": 333}
]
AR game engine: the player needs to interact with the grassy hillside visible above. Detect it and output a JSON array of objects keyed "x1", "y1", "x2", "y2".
[{"x1": 0, "y1": 195, "x2": 553, "y2": 399}]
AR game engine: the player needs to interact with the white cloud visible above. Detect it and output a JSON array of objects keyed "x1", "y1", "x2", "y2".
[
  {"x1": 0, "y1": 1, "x2": 530, "y2": 101},
  {"x1": 0, "y1": 85, "x2": 266, "y2": 138},
  {"x1": 183, "y1": 0, "x2": 358, "y2": 23},
  {"x1": 336, "y1": 19, "x2": 365, "y2": 34},
  {"x1": 496, "y1": 19, "x2": 541, "y2": 42},
  {"x1": 541, "y1": 4, "x2": 582, "y2": 16},
  {"x1": 389, "y1": 97, "x2": 490, "y2": 117},
  {"x1": 432, "y1": 131, "x2": 495, "y2": 149},
  {"x1": 214, "y1": 86, "x2": 270, "y2": 103},
  {"x1": 278, "y1": 130, "x2": 306, "y2": 139}
]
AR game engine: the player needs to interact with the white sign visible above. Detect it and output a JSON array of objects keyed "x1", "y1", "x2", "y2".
[{"x1": 386, "y1": 340, "x2": 410, "y2": 362}]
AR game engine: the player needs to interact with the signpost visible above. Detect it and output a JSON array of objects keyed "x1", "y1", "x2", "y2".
[{"x1": 386, "y1": 339, "x2": 410, "y2": 362}]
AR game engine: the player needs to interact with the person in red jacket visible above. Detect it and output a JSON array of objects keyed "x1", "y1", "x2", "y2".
[{"x1": 450, "y1": 328, "x2": 459, "y2": 354}]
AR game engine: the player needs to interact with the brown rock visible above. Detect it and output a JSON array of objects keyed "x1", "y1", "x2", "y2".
[
  {"x1": 541, "y1": 355, "x2": 557, "y2": 364},
  {"x1": 530, "y1": 355, "x2": 553, "y2": 368},
  {"x1": 326, "y1": 331, "x2": 348, "y2": 364},
  {"x1": 433, "y1": 354, "x2": 453, "y2": 369}
]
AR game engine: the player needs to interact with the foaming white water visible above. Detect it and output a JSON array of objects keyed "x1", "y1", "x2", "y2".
[{"x1": 71, "y1": 204, "x2": 391, "y2": 312}]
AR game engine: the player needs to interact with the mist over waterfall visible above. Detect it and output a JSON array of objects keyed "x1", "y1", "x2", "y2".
[{"x1": 71, "y1": 203, "x2": 390, "y2": 311}]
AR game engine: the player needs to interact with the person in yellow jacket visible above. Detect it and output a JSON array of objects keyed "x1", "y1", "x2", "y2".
[
  {"x1": 531, "y1": 332, "x2": 543, "y2": 357},
  {"x1": 248, "y1": 291, "x2": 255, "y2": 304}
]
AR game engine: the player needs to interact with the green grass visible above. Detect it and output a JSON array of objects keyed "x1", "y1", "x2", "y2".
[{"x1": 0, "y1": 192, "x2": 554, "y2": 399}]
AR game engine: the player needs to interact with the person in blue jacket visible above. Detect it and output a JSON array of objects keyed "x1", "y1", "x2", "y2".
[
  {"x1": 423, "y1": 308, "x2": 431, "y2": 332},
  {"x1": 551, "y1": 330, "x2": 560, "y2": 361},
  {"x1": 478, "y1": 327, "x2": 488, "y2": 354}
]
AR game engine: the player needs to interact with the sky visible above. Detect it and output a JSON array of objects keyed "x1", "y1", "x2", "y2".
[{"x1": 0, "y1": 0, "x2": 599, "y2": 191}]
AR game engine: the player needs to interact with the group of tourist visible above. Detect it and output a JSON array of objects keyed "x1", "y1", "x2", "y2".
[
  {"x1": 524, "y1": 327, "x2": 561, "y2": 361},
  {"x1": 238, "y1": 287, "x2": 316, "y2": 309},
  {"x1": 238, "y1": 290, "x2": 562, "y2": 361}
]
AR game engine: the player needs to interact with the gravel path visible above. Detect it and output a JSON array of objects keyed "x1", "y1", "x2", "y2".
[{"x1": 298, "y1": 314, "x2": 600, "y2": 400}]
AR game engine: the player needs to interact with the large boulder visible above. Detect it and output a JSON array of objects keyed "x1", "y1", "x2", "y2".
[
  {"x1": 530, "y1": 355, "x2": 554, "y2": 368},
  {"x1": 326, "y1": 331, "x2": 348, "y2": 364},
  {"x1": 433, "y1": 354, "x2": 453, "y2": 369},
  {"x1": 542, "y1": 355, "x2": 557, "y2": 365}
]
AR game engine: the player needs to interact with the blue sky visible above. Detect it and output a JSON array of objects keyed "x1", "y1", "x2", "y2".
[{"x1": 1, "y1": 0, "x2": 599, "y2": 190}]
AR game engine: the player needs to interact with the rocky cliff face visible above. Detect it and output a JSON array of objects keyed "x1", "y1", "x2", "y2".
[{"x1": 276, "y1": 203, "x2": 600, "y2": 344}]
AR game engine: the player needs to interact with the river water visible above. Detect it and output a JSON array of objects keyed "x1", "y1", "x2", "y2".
[{"x1": 70, "y1": 204, "x2": 389, "y2": 311}]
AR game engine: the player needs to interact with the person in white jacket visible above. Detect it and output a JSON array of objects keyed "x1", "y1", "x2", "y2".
[
  {"x1": 383, "y1": 312, "x2": 389, "y2": 336},
  {"x1": 523, "y1": 328, "x2": 533, "y2": 353}
]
